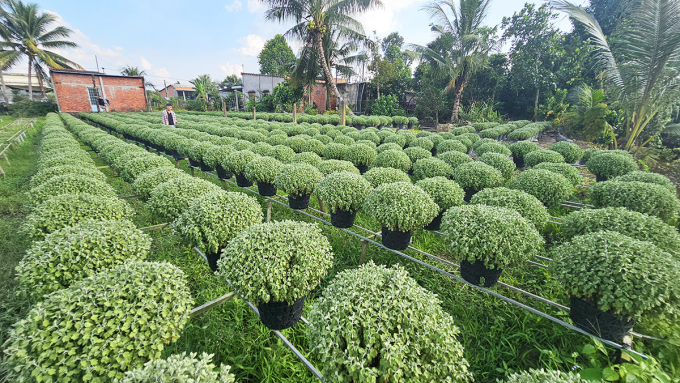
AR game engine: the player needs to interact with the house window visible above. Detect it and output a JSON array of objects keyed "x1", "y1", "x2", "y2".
[
  {"x1": 87, "y1": 88, "x2": 99, "y2": 105},
  {"x1": 315, "y1": 91, "x2": 321, "y2": 94}
]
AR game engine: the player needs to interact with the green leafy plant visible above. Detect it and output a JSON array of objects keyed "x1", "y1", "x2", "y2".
[
  {"x1": 288, "y1": 151, "x2": 322, "y2": 166},
  {"x1": 131, "y1": 167, "x2": 191, "y2": 201},
  {"x1": 373, "y1": 149, "x2": 412, "y2": 172},
  {"x1": 470, "y1": 187, "x2": 549, "y2": 230},
  {"x1": 549, "y1": 142, "x2": 584, "y2": 163},
  {"x1": 275, "y1": 163, "x2": 323, "y2": 198},
  {"x1": 269, "y1": 145, "x2": 296, "y2": 162},
  {"x1": 500, "y1": 368, "x2": 586, "y2": 382},
  {"x1": 322, "y1": 143, "x2": 347, "y2": 160},
  {"x1": 415, "y1": 176, "x2": 465, "y2": 213},
  {"x1": 410, "y1": 137, "x2": 435, "y2": 151},
  {"x1": 301, "y1": 139, "x2": 325, "y2": 156},
  {"x1": 524, "y1": 150, "x2": 565, "y2": 167},
  {"x1": 590, "y1": 181, "x2": 680, "y2": 222},
  {"x1": 118, "y1": 352, "x2": 235, "y2": 383},
  {"x1": 22, "y1": 193, "x2": 135, "y2": 240},
  {"x1": 376, "y1": 143, "x2": 402, "y2": 154},
  {"x1": 478, "y1": 152, "x2": 516, "y2": 179},
  {"x1": 383, "y1": 134, "x2": 407, "y2": 147},
  {"x1": 245, "y1": 156, "x2": 283, "y2": 184},
  {"x1": 403, "y1": 146, "x2": 432, "y2": 164},
  {"x1": 452, "y1": 161, "x2": 504, "y2": 192},
  {"x1": 363, "y1": 182, "x2": 438, "y2": 231},
  {"x1": 30, "y1": 165, "x2": 107, "y2": 189},
  {"x1": 507, "y1": 169, "x2": 572, "y2": 207},
  {"x1": 317, "y1": 159, "x2": 360, "y2": 176},
  {"x1": 4, "y1": 261, "x2": 193, "y2": 382},
  {"x1": 439, "y1": 150, "x2": 473, "y2": 170},
  {"x1": 317, "y1": 171, "x2": 372, "y2": 213},
  {"x1": 534, "y1": 162, "x2": 583, "y2": 187},
  {"x1": 508, "y1": 141, "x2": 539, "y2": 158},
  {"x1": 37, "y1": 151, "x2": 95, "y2": 171},
  {"x1": 174, "y1": 191, "x2": 263, "y2": 254},
  {"x1": 550, "y1": 231, "x2": 680, "y2": 320},
  {"x1": 475, "y1": 141, "x2": 512, "y2": 157},
  {"x1": 613, "y1": 171, "x2": 676, "y2": 194},
  {"x1": 222, "y1": 150, "x2": 259, "y2": 175},
  {"x1": 28, "y1": 174, "x2": 118, "y2": 205},
  {"x1": 441, "y1": 205, "x2": 544, "y2": 269},
  {"x1": 284, "y1": 136, "x2": 307, "y2": 153},
  {"x1": 120, "y1": 155, "x2": 174, "y2": 183},
  {"x1": 412, "y1": 157, "x2": 454, "y2": 180},
  {"x1": 203, "y1": 145, "x2": 237, "y2": 169},
  {"x1": 148, "y1": 177, "x2": 222, "y2": 221},
  {"x1": 250, "y1": 142, "x2": 273, "y2": 156},
  {"x1": 344, "y1": 143, "x2": 377, "y2": 166},
  {"x1": 334, "y1": 135, "x2": 355, "y2": 146},
  {"x1": 586, "y1": 151, "x2": 638, "y2": 179},
  {"x1": 362, "y1": 167, "x2": 412, "y2": 188},
  {"x1": 217, "y1": 221, "x2": 333, "y2": 305},
  {"x1": 438, "y1": 139, "x2": 468, "y2": 154},
  {"x1": 307, "y1": 262, "x2": 471, "y2": 383}
]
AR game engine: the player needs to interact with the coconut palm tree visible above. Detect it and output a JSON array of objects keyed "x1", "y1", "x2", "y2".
[
  {"x1": 262, "y1": 0, "x2": 382, "y2": 109},
  {"x1": 407, "y1": 0, "x2": 496, "y2": 123},
  {"x1": 553, "y1": 0, "x2": 680, "y2": 151},
  {"x1": 120, "y1": 66, "x2": 146, "y2": 77},
  {"x1": 0, "y1": 0, "x2": 82, "y2": 100}
]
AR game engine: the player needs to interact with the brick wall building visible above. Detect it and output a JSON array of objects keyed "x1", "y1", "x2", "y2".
[{"x1": 50, "y1": 69, "x2": 148, "y2": 113}]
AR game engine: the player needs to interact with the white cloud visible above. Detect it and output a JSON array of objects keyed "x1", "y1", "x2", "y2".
[
  {"x1": 357, "y1": 0, "x2": 426, "y2": 37},
  {"x1": 247, "y1": 0, "x2": 264, "y2": 13},
  {"x1": 140, "y1": 56, "x2": 153, "y2": 70},
  {"x1": 151, "y1": 67, "x2": 171, "y2": 79},
  {"x1": 225, "y1": 0, "x2": 242, "y2": 12},
  {"x1": 220, "y1": 63, "x2": 244, "y2": 76},
  {"x1": 234, "y1": 34, "x2": 265, "y2": 57},
  {"x1": 114, "y1": 46, "x2": 123, "y2": 51}
]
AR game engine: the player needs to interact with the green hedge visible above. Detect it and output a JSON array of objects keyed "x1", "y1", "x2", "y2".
[
  {"x1": 452, "y1": 161, "x2": 503, "y2": 192},
  {"x1": 507, "y1": 169, "x2": 572, "y2": 207},
  {"x1": 548, "y1": 142, "x2": 584, "y2": 163},
  {"x1": 524, "y1": 150, "x2": 565, "y2": 167},
  {"x1": 533, "y1": 162, "x2": 582, "y2": 187},
  {"x1": 590, "y1": 181, "x2": 680, "y2": 222},
  {"x1": 275, "y1": 163, "x2": 323, "y2": 197},
  {"x1": 148, "y1": 177, "x2": 222, "y2": 221},
  {"x1": 478, "y1": 152, "x2": 516, "y2": 179},
  {"x1": 118, "y1": 352, "x2": 235, "y2": 383},
  {"x1": 131, "y1": 167, "x2": 191, "y2": 201},
  {"x1": 28, "y1": 174, "x2": 118, "y2": 205},
  {"x1": 317, "y1": 171, "x2": 373, "y2": 213},
  {"x1": 363, "y1": 182, "x2": 438, "y2": 231},
  {"x1": 374, "y1": 149, "x2": 411, "y2": 172},
  {"x1": 412, "y1": 157, "x2": 453, "y2": 180},
  {"x1": 613, "y1": 171, "x2": 676, "y2": 194},
  {"x1": 416, "y1": 176, "x2": 465, "y2": 213},
  {"x1": 470, "y1": 187, "x2": 549, "y2": 230},
  {"x1": 586, "y1": 151, "x2": 638, "y2": 179},
  {"x1": 362, "y1": 167, "x2": 411, "y2": 188}
]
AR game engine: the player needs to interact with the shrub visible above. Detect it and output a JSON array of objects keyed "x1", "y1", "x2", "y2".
[
  {"x1": 478, "y1": 152, "x2": 516, "y2": 179},
  {"x1": 203, "y1": 145, "x2": 237, "y2": 169},
  {"x1": 439, "y1": 150, "x2": 473, "y2": 170},
  {"x1": 363, "y1": 167, "x2": 412, "y2": 188},
  {"x1": 475, "y1": 141, "x2": 512, "y2": 157},
  {"x1": 174, "y1": 191, "x2": 263, "y2": 254},
  {"x1": 317, "y1": 159, "x2": 360, "y2": 176},
  {"x1": 222, "y1": 150, "x2": 259, "y2": 175},
  {"x1": 472, "y1": 138, "x2": 497, "y2": 151},
  {"x1": 508, "y1": 141, "x2": 539, "y2": 158},
  {"x1": 29, "y1": 174, "x2": 118, "y2": 205},
  {"x1": 363, "y1": 182, "x2": 438, "y2": 231},
  {"x1": 358, "y1": 131, "x2": 381, "y2": 145},
  {"x1": 550, "y1": 231, "x2": 680, "y2": 319},
  {"x1": 590, "y1": 181, "x2": 680, "y2": 222},
  {"x1": 275, "y1": 163, "x2": 323, "y2": 198},
  {"x1": 523, "y1": 150, "x2": 565, "y2": 167},
  {"x1": 438, "y1": 139, "x2": 467, "y2": 154},
  {"x1": 217, "y1": 221, "x2": 333, "y2": 305},
  {"x1": 16, "y1": 219, "x2": 151, "y2": 299},
  {"x1": 383, "y1": 134, "x2": 407, "y2": 147},
  {"x1": 413, "y1": 157, "x2": 453, "y2": 180},
  {"x1": 410, "y1": 137, "x2": 434, "y2": 151},
  {"x1": 613, "y1": 171, "x2": 676, "y2": 193},
  {"x1": 269, "y1": 145, "x2": 296, "y2": 162},
  {"x1": 501, "y1": 369, "x2": 587, "y2": 383},
  {"x1": 344, "y1": 143, "x2": 377, "y2": 167},
  {"x1": 586, "y1": 151, "x2": 638, "y2": 179},
  {"x1": 470, "y1": 187, "x2": 549, "y2": 230},
  {"x1": 376, "y1": 142, "x2": 402, "y2": 154},
  {"x1": 132, "y1": 167, "x2": 191, "y2": 201},
  {"x1": 507, "y1": 169, "x2": 572, "y2": 207},
  {"x1": 37, "y1": 152, "x2": 95, "y2": 170},
  {"x1": 118, "y1": 352, "x2": 234, "y2": 383},
  {"x1": 23, "y1": 193, "x2": 135, "y2": 240},
  {"x1": 148, "y1": 177, "x2": 222, "y2": 221},
  {"x1": 374, "y1": 149, "x2": 412, "y2": 172},
  {"x1": 250, "y1": 141, "x2": 273, "y2": 156},
  {"x1": 441, "y1": 205, "x2": 543, "y2": 269},
  {"x1": 245, "y1": 156, "x2": 283, "y2": 184},
  {"x1": 334, "y1": 135, "x2": 355, "y2": 146},
  {"x1": 284, "y1": 136, "x2": 307, "y2": 152},
  {"x1": 232, "y1": 139, "x2": 254, "y2": 151},
  {"x1": 186, "y1": 141, "x2": 216, "y2": 162},
  {"x1": 356, "y1": 139, "x2": 377, "y2": 148},
  {"x1": 582, "y1": 148, "x2": 600, "y2": 162},
  {"x1": 29, "y1": 165, "x2": 107, "y2": 189},
  {"x1": 121, "y1": 155, "x2": 174, "y2": 183},
  {"x1": 4, "y1": 261, "x2": 193, "y2": 383},
  {"x1": 307, "y1": 262, "x2": 470, "y2": 383},
  {"x1": 322, "y1": 142, "x2": 347, "y2": 160},
  {"x1": 317, "y1": 172, "x2": 372, "y2": 213},
  {"x1": 301, "y1": 139, "x2": 325, "y2": 156},
  {"x1": 452, "y1": 161, "x2": 503, "y2": 192},
  {"x1": 313, "y1": 134, "x2": 332, "y2": 144},
  {"x1": 416, "y1": 176, "x2": 465, "y2": 213},
  {"x1": 288, "y1": 151, "x2": 322, "y2": 166},
  {"x1": 403, "y1": 146, "x2": 432, "y2": 164},
  {"x1": 561, "y1": 207, "x2": 680, "y2": 257},
  {"x1": 266, "y1": 134, "x2": 286, "y2": 146},
  {"x1": 549, "y1": 142, "x2": 584, "y2": 163}
]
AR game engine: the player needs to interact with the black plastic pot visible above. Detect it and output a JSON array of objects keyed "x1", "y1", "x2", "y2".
[
  {"x1": 288, "y1": 194, "x2": 311, "y2": 209},
  {"x1": 381, "y1": 227, "x2": 412, "y2": 250},
  {"x1": 199, "y1": 162, "x2": 213, "y2": 172},
  {"x1": 430, "y1": 148, "x2": 437, "y2": 156},
  {"x1": 215, "y1": 166, "x2": 232, "y2": 180},
  {"x1": 596, "y1": 175, "x2": 608, "y2": 182},
  {"x1": 579, "y1": 158, "x2": 586, "y2": 165},
  {"x1": 407, "y1": 169, "x2": 414, "y2": 176},
  {"x1": 424, "y1": 212, "x2": 444, "y2": 231},
  {"x1": 257, "y1": 296, "x2": 306, "y2": 330},
  {"x1": 235, "y1": 174, "x2": 253, "y2": 187},
  {"x1": 408, "y1": 123, "x2": 414, "y2": 129},
  {"x1": 397, "y1": 124, "x2": 405, "y2": 129},
  {"x1": 330, "y1": 210, "x2": 357, "y2": 228},
  {"x1": 512, "y1": 156, "x2": 525, "y2": 169},
  {"x1": 570, "y1": 296, "x2": 635, "y2": 342},
  {"x1": 463, "y1": 188, "x2": 476, "y2": 203},
  {"x1": 257, "y1": 182, "x2": 277, "y2": 196},
  {"x1": 189, "y1": 158, "x2": 200, "y2": 168},
  {"x1": 356, "y1": 165, "x2": 369, "y2": 174},
  {"x1": 205, "y1": 251, "x2": 221, "y2": 273},
  {"x1": 164, "y1": 148, "x2": 173, "y2": 156},
  {"x1": 460, "y1": 260, "x2": 503, "y2": 287}
]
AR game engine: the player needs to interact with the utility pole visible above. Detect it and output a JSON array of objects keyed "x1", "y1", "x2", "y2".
[
  {"x1": 95, "y1": 55, "x2": 99, "y2": 72},
  {"x1": 163, "y1": 79, "x2": 168, "y2": 99},
  {"x1": 91, "y1": 75, "x2": 100, "y2": 113}
]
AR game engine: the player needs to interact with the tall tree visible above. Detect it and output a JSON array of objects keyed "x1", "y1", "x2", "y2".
[
  {"x1": 220, "y1": 74, "x2": 241, "y2": 88},
  {"x1": 554, "y1": 0, "x2": 680, "y2": 151},
  {"x1": 408, "y1": 0, "x2": 496, "y2": 123},
  {"x1": 258, "y1": 34, "x2": 296, "y2": 77},
  {"x1": 587, "y1": 0, "x2": 640, "y2": 37},
  {"x1": 0, "y1": 0, "x2": 82, "y2": 100},
  {"x1": 262, "y1": 0, "x2": 382, "y2": 109},
  {"x1": 190, "y1": 74, "x2": 217, "y2": 110},
  {"x1": 120, "y1": 66, "x2": 146, "y2": 76}
]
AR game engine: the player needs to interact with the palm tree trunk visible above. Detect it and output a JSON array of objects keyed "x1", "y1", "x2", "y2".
[
  {"x1": 377, "y1": 83, "x2": 380, "y2": 99},
  {"x1": 533, "y1": 88, "x2": 540, "y2": 121},
  {"x1": 0, "y1": 69, "x2": 8, "y2": 104},
  {"x1": 315, "y1": 34, "x2": 345, "y2": 110},
  {"x1": 27, "y1": 58, "x2": 33, "y2": 101},
  {"x1": 450, "y1": 79, "x2": 466, "y2": 124},
  {"x1": 36, "y1": 69, "x2": 46, "y2": 99}
]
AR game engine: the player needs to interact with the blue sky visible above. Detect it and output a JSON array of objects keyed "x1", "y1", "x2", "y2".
[{"x1": 26, "y1": 0, "x2": 585, "y2": 88}]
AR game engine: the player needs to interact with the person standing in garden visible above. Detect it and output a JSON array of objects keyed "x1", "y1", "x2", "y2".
[{"x1": 162, "y1": 104, "x2": 177, "y2": 126}]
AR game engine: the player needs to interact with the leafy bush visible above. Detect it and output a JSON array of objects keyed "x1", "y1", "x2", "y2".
[
  {"x1": 613, "y1": 171, "x2": 676, "y2": 193},
  {"x1": 317, "y1": 171, "x2": 372, "y2": 213},
  {"x1": 245, "y1": 156, "x2": 283, "y2": 184},
  {"x1": 590, "y1": 181, "x2": 680, "y2": 222},
  {"x1": 501, "y1": 369, "x2": 587, "y2": 383},
  {"x1": 373, "y1": 149, "x2": 411, "y2": 172},
  {"x1": 533, "y1": 162, "x2": 582, "y2": 187},
  {"x1": 269, "y1": 145, "x2": 296, "y2": 162},
  {"x1": 37, "y1": 151, "x2": 95, "y2": 170},
  {"x1": 322, "y1": 143, "x2": 347, "y2": 160},
  {"x1": 358, "y1": 131, "x2": 381, "y2": 145},
  {"x1": 561, "y1": 207, "x2": 680, "y2": 257},
  {"x1": 288, "y1": 151, "x2": 322, "y2": 166},
  {"x1": 29, "y1": 165, "x2": 107, "y2": 189},
  {"x1": 478, "y1": 152, "x2": 516, "y2": 179},
  {"x1": 121, "y1": 155, "x2": 174, "y2": 183},
  {"x1": 4, "y1": 261, "x2": 193, "y2": 382},
  {"x1": 203, "y1": 145, "x2": 237, "y2": 169},
  {"x1": 415, "y1": 176, "x2": 465, "y2": 213},
  {"x1": 275, "y1": 163, "x2": 323, "y2": 197},
  {"x1": 470, "y1": 187, "x2": 549, "y2": 230},
  {"x1": 410, "y1": 137, "x2": 435, "y2": 151},
  {"x1": 284, "y1": 136, "x2": 307, "y2": 153},
  {"x1": 363, "y1": 182, "x2": 438, "y2": 231},
  {"x1": 550, "y1": 231, "x2": 680, "y2": 320},
  {"x1": 508, "y1": 141, "x2": 539, "y2": 158},
  {"x1": 29, "y1": 174, "x2": 118, "y2": 205},
  {"x1": 16, "y1": 219, "x2": 151, "y2": 299},
  {"x1": 363, "y1": 167, "x2": 412, "y2": 188},
  {"x1": 7, "y1": 99, "x2": 58, "y2": 117},
  {"x1": 549, "y1": 142, "x2": 584, "y2": 163},
  {"x1": 148, "y1": 177, "x2": 222, "y2": 221},
  {"x1": 438, "y1": 140, "x2": 467, "y2": 154},
  {"x1": 313, "y1": 134, "x2": 332, "y2": 144},
  {"x1": 452, "y1": 161, "x2": 504, "y2": 192},
  {"x1": 174, "y1": 191, "x2": 263, "y2": 254},
  {"x1": 586, "y1": 151, "x2": 638, "y2": 179},
  {"x1": 23, "y1": 193, "x2": 135, "y2": 240},
  {"x1": 186, "y1": 141, "x2": 216, "y2": 162},
  {"x1": 507, "y1": 169, "x2": 572, "y2": 207},
  {"x1": 441, "y1": 205, "x2": 543, "y2": 269},
  {"x1": 217, "y1": 221, "x2": 333, "y2": 305},
  {"x1": 524, "y1": 150, "x2": 565, "y2": 167},
  {"x1": 307, "y1": 262, "x2": 470, "y2": 383},
  {"x1": 334, "y1": 135, "x2": 355, "y2": 146},
  {"x1": 222, "y1": 150, "x2": 259, "y2": 175},
  {"x1": 301, "y1": 139, "x2": 325, "y2": 156},
  {"x1": 132, "y1": 167, "x2": 191, "y2": 201},
  {"x1": 250, "y1": 141, "x2": 273, "y2": 156},
  {"x1": 402, "y1": 146, "x2": 432, "y2": 165},
  {"x1": 383, "y1": 134, "x2": 407, "y2": 147},
  {"x1": 413, "y1": 157, "x2": 453, "y2": 180},
  {"x1": 344, "y1": 143, "x2": 377, "y2": 166},
  {"x1": 118, "y1": 352, "x2": 234, "y2": 383},
  {"x1": 439, "y1": 150, "x2": 473, "y2": 170},
  {"x1": 317, "y1": 159, "x2": 360, "y2": 176},
  {"x1": 266, "y1": 134, "x2": 287, "y2": 146},
  {"x1": 376, "y1": 142, "x2": 402, "y2": 154}
]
